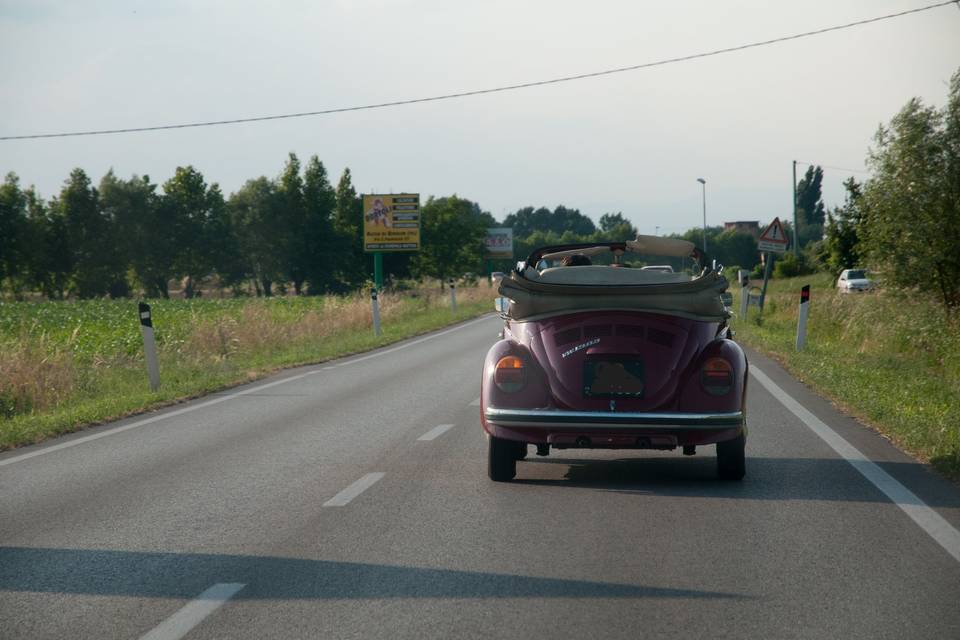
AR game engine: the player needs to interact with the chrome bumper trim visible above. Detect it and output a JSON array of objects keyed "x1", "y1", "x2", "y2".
[{"x1": 484, "y1": 407, "x2": 743, "y2": 429}]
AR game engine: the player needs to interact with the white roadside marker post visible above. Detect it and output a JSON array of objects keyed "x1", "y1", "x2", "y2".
[
  {"x1": 739, "y1": 269, "x2": 749, "y2": 318},
  {"x1": 371, "y1": 288, "x2": 382, "y2": 337},
  {"x1": 449, "y1": 278, "x2": 457, "y2": 312},
  {"x1": 138, "y1": 302, "x2": 161, "y2": 391},
  {"x1": 796, "y1": 284, "x2": 810, "y2": 350}
]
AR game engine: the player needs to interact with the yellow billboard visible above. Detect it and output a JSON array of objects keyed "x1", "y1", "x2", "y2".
[{"x1": 363, "y1": 194, "x2": 420, "y2": 252}]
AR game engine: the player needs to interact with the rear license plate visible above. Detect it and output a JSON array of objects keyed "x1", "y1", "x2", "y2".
[{"x1": 583, "y1": 358, "x2": 645, "y2": 398}]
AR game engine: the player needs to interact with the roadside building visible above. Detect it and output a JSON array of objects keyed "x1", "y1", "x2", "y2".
[{"x1": 724, "y1": 221, "x2": 760, "y2": 238}]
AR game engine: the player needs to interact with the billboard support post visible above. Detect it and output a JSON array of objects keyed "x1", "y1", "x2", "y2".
[{"x1": 373, "y1": 253, "x2": 383, "y2": 290}]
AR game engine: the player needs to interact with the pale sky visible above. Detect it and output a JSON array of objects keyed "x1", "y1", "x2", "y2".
[{"x1": 2, "y1": 0, "x2": 958, "y2": 234}]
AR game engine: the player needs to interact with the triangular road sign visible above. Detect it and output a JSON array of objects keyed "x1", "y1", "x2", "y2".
[{"x1": 758, "y1": 217, "x2": 788, "y2": 253}]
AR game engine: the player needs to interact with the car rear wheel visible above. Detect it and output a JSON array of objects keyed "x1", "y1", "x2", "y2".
[
  {"x1": 716, "y1": 433, "x2": 746, "y2": 481},
  {"x1": 488, "y1": 435, "x2": 517, "y2": 481}
]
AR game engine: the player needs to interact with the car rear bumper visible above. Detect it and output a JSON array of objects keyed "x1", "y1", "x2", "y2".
[
  {"x1": 483, "y1": 407, "x2": 744, "y2": 447},
  {"x1": 485, "y1": 407, "x2": 743, "y2": 428}
]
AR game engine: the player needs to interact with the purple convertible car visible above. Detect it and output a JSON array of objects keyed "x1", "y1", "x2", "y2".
[{"x1": 480, "y1": 236, "x2": 747, "y2": 481}]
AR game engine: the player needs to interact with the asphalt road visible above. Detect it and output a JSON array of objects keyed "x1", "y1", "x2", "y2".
[{"x1": 2, "y1": 313, "x2": 959, "y2": 640}]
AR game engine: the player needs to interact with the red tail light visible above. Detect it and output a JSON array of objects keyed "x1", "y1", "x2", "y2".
[
  {"x1": 494, "y1": 355, "x2": 526, "y2": 392},
  {"x1": 701, "y1": 357, "x2": 734, "y2": 396}
]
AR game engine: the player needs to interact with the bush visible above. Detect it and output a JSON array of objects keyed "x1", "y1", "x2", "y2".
[{"x1": 773, "y1": 252, "x2": 816, "y2": 278}]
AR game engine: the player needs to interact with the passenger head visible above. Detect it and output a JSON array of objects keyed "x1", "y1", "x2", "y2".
[{"x1": 561, "y1": 254, "x2": 591, "y2": 266}]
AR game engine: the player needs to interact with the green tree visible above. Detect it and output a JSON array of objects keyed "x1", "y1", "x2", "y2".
[
  {"x1": 61, "y1": 168, "x2": 126, "y2": 298},
  {"x1": 710, "y1": 230, "x2": 759, "y2": 271},
  {"x1": 23, "y1": 191, "x2": 71, "y2": 299},
  {"x1": 204, "y1": 183, "x2": 244, "y2": 291},
  {"x1": 331, "y1": 168, "x2": 366, "y2": 290},
  {"x1": 411, "y1": 195, "x2": 489, "y2": 286},
  {"x1": 100, "y1": 171, "x2": 177, "y2": 297},
  {"x1": 229, "y1": 177, "x2": 284, "y2": 296},
  {"x1": 861, "y1": 70, "x2": 960, "y2": 308},
  {"x1": 162, "y1": 166, "x2": 219, "y2": 298},
  {"x1": 0, "y1": 173, "x2": 26, "y2": 293},
  {"x1": 597, "y1": 212, "x2": 638, "y2": 240},
  {"x1": 302, "y1": 156, "x2": 338, "y2": 293},
  {"x1": 503, "y1": 205, "x2": 596, "y2": 238},
  {"x1": 795, "y1": 165, "x2": 826, "y2": 247},
  {"x1": 820, "y1": 178, "x2": 863, "y2": 274},
  {"x1": 276, "y1": 153, "x2": 308, "y2": 294}
]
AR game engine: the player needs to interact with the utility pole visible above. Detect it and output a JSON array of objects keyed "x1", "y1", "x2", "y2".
[
  {"x1": 792, "y1": 160, "x2": 799, "y2": 257},
  {"x1": 697, "y1": 178, "x2": 707, "y2": 253}
]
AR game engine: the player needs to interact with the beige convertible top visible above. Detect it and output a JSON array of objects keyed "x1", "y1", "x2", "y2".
[{"x1": 500, "y1": 236, "x2": 730, "y2": 322}]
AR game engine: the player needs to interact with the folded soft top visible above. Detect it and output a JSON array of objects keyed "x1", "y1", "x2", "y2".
[{"x1": 500, "y1": 237, "x2": 730, "y2": 322}]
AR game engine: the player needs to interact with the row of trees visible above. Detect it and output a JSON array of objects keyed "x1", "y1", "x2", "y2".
[{"x1": 0, "y1": 155, "x2": 498, "y2": 299}]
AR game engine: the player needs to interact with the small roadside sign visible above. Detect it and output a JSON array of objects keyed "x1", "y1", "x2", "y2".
[
  {"x1": 758, "y1": 217, "x2": 788, "y2": 253},
  {"x1": 484, "y1": 228, "x2": 513, "y2": 258}
]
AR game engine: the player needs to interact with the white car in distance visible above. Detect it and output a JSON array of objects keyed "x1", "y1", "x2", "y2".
[{"x1": 837, "y1": 268, "x2": 874, "y2": 293}]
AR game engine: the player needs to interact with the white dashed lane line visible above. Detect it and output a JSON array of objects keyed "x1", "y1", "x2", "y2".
[
  {"x1": 418, "y1": 424, "x2": 455, "y2": 441},
  {"x1": 322, "y1": 472, "x2": 386, "y2": 507},
  {"x1": 140, "y1": 583, "x2": 245, "y2": 640},
  {"x1": 469, "y1": 397, "x2": 480, "y2": 406}
]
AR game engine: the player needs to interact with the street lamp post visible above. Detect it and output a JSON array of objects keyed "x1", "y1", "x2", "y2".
[{"x1": 696, "y1": 178, "x2": 707, "y2": 253}]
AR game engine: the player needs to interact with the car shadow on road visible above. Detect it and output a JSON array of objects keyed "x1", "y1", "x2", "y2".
[
  {"x1": 515, "y1": 456, "x2": 960, "y2": 508},
  {"x1": 0, "y1": 546, "x2": 751, "y2": 601}
]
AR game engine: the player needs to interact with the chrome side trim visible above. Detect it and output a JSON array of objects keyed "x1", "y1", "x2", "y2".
[{"x1": 485, "y1": 407, "x2": 743, "y2": 429}]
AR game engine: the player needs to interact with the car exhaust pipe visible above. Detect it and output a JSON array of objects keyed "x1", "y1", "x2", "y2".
[
  {"x1": 536, "y1": 443, "x2": 550, "y2": 456},
  {"x1": 636, "y1": 437, "x2": 651, "y2": 448},
  {"x1": 683, "y1": 445, "x2": 696, "y2": 456},
  {"x1": 575, "y1": 436, "x2": 591, "y2": 448}
]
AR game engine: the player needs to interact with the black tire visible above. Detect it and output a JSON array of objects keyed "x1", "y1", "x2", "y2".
[
  {"x1": 516, "y1": 443, "x2": 528, "y2": 460},
  {"x1": 488, "y1": 435, "x2": 517, "y2": 481},
  {"x1": 716, "y1": 433, "x2": 746, "y2": 481}
]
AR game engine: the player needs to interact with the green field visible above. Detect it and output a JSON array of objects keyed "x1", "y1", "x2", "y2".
[
  {"x1": 0, "y1": 286, "x2": 494, "y2": 450},
  {"x1": 730, "y1": 272, "x2": 960, "y2": 479}
]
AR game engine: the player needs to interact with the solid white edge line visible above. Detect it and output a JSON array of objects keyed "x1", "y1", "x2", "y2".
[
  {"x1": 139, "y1": 582, "x2": 245, "y2": 640},
  {"x1": 418, "y1": 424, "x2": 456, "y2": 441},
  {"x1": 750, "y1": 365, "x2": 960, "y2": 564},
  {"x1": 322, "y1": 472, "x2": 386, "y2": 507},
  {"x1": 0, "y1": 314, "x2": 496, "y2": 468}
]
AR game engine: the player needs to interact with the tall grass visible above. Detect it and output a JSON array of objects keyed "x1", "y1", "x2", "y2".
[
  {"x1": 0, "y1": 285, "x2": 494, "y2": 449},
  {"x1": 731, "y1": 273, "x2": 960, "y2": 479}
]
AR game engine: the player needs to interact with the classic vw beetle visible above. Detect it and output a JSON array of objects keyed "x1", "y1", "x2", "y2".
[{"x1": 480, "y1": 236, "x2": 747, "y2": 481}]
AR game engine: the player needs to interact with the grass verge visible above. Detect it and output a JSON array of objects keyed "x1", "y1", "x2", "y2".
[
  {"x1": 730, "y1": 273, "x2": 960, "y2": 480},
  {"x1": 0, "y1": 286, "x2": 495, "y2": 450}
]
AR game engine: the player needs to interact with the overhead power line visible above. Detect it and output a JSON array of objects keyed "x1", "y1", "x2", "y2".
[
  {"x1": 2, "y1": 0, "x2": 956, "y2": 142},
  {"x1": 795, "y1": 161, "x2": 872, "y2": 175}
]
